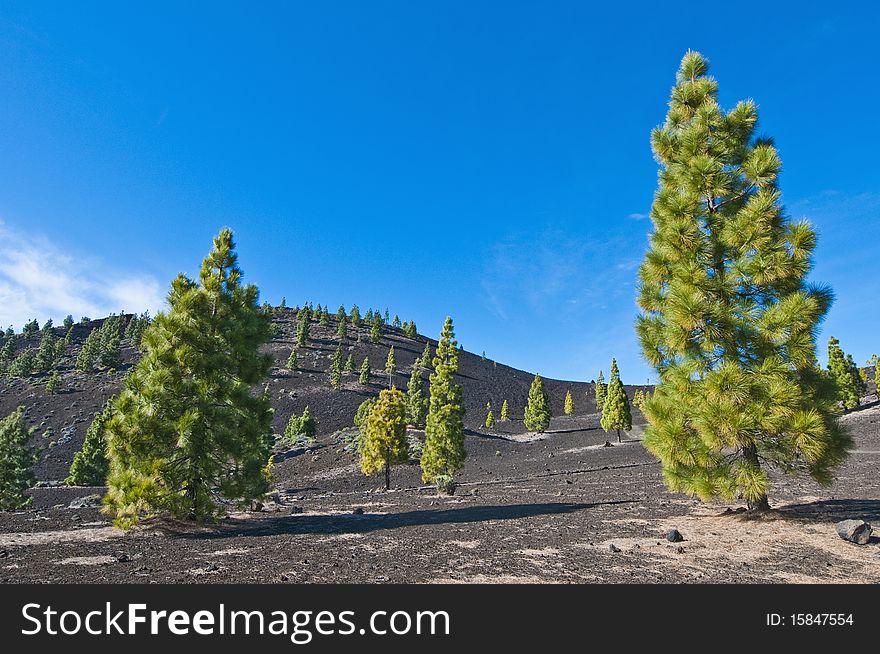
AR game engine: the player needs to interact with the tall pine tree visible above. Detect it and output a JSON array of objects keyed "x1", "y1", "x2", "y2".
[
  {"x1": 0, "y1": 407, "x2": 38, "y2": 509},
  {"x1": 595, "y1": 371, "x2": 606, "y2": 413},
  {"x1": 405, "y1": 367, "x2": 428, "y2": 427},
  {"x1": 66, "y1": 401, "x2": 112, "y2": 486},
  {"x1": 524, "y1": 373, "x2": 551, "y2": 432},
  {"x1": 636, "y1": 51, "x2": 850, "y2": 511},
  {"x1": 827, "y1": 337, "x2": 859, "y2": 410},
  {"x1": 600, "y1": 359, "x2": 632, "y2": 443},
  {"x1": 104, "y1": 229, "x2": 274, "y2": 526},
  {"x1": 360, "y1": 388, "x2": 408, "y2": 490},
  {"x1": 420, "y1": 317, "x2": 465, "y2": 492}
]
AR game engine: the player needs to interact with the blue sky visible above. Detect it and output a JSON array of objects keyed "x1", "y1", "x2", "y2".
[{"x1": 1, "y1": 2, "x2": 878, "y2": 382}]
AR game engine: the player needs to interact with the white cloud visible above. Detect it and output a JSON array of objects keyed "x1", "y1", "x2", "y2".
[
  {"x1": 0, "y1": 220, "x2": 165, "y2": 329},
  {"x1": 627, "y1": 212, "x2": 650, "y2": 221}
]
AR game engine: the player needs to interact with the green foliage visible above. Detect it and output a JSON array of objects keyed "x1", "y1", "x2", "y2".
[
  {"x1": 564, "y1": 390, "x2": 574, "y2": 415},
  {"x1": 22, "y1": 319, "x2": 39, "y2": 338},
  {"x1": 354, "y1": 398, "x2": 376, "y2": 435},
  {"x1": 337, "y1": 316, "x2": 347, "y2": 341},
  {"x1": 7, "y1": 347, "x2": 36, "y2": 379},
  {"x1": 392, "y1": 315, "x2": 401, "y2": 329},
  {"x1": 601, "y1": 359, "x2": 632, "y2": 442},
  {"x1": 76, "y1": 328, "x2": 101, "y2": 372},
  {"x1": 284, "y1": 406, "x2": 316, "y2": 444},
  {"x1": 66, "y1": 401, "x2": 112, "y2": 486},
  {"x1": 405, "y1": 367, "x2": 428, "y2": 427},
  {"x1": 63, "y1": 315, "x2": 74, "y2": 329},
  {"x1": 104, "y1": 229, "x2": 274, "y2": 527},
  {"x1": 420, "y1": 317, "x2": 466, "y2": 488},
  {"x1": 319, "y1": 309, "x2": 329, "y2": 326},
  {"x1": 296, "y1": 310, "x2": 310, "y2": 346},
  {"x1": 336, "y1": 305, "x2": 346, "y2": 321},
  {"x1": 36, "y1": 329, "x2": 58, "y2": 372},
  {"x1": 344, "y1": 353, "x2": 354, "y2": 374},
  {"x1": 384, "y1": 346, "x2": 396, "y2": 387},
  {"x1": 633, "y1": 389, "x2": 646, "y2": 408},
  {"x1": 330, "y1": 344, "x2": 343, "y2": 388},
  {"x1": 45, "y1": 370, "x2": 60, "y2": 393},
  {"x1": 418, "y1": 342, "x2": 432, "y2": 369},
  {"x1": 637, "y1": 51, "x2": 851, "y2": 509},
  {"x1": 287, "y1": 349, "x2": 298, "y2": 371},
  {"x1": 360, "y1": 388, "x2": 408, "y2": 489},
  {"x1": 124, "y1": 312, "x2": 151, "y2": 347},
  {"x1": 403, "y1": 321, "x2": 417, "y2": 339},
  {"x1": 359, "y1": 356, "x2": 371, "y2": 385},
  {"x1": 500, "y1": 399, "x2": 510, "y2": 421},
  {"x1": 98, "y1": 315, "x2": 122, "y2": 369},
  {"x1": 0, "y1": 407, "x2": 38, "y2": 509},
  {"x1": 827, "y1": 337, "x2": 859, "y2": 410},
  {"x1": 524, "y1": 373, "x2": 551, "y2": 432},
  {"x1": 370, "y1": 315, "x2": 382, "y2": 344},
  {"x1": 595, "y1": 371, "x2": 606, "y2": 413},
  {"x1": 350, "y1": 305, "x2": 361, "y2": 327},
  {"x1": 485, "y1": 410, "x2": 495, "y2": 429}
]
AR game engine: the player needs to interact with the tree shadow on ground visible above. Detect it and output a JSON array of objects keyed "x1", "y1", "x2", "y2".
[
  {"x1": 166, "y1": 500, "x2": 636, "y2": 540},
  {"x1": 775, "y1": 498, "x2": 880, "y2": 524}
]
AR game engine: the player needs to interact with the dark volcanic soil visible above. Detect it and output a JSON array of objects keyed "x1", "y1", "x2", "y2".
[{"x1": 1, "y1": 313, "x2": 878, "y2": 583}]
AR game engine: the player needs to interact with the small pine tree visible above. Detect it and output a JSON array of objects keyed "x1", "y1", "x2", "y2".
[
  {"x1": 601, "y1": 359, "x2": 632, "y2": 443},
  {"x1": 405, "y1": 367, "x2": 428, "y2": 427},
  {"x1": 383, "y1": 309, "x2": 390, "y2": 324},
  {"x1": 36, "y1": 330, "x2": 57, "y2": 372},
  {"x1": 287, "y1": 349, "x2": 298, "y2": 371},
  {"x1": 98, "y1": 317, "x2": 122, "y2": 369},
  {"x1": 0, "y1": 407, "x2": 38, "y2": 509},
  {"x1": 76, "y1": 328, "x2": 101, "y2": 372},
  {"x1": 827, "y1": 337, "x2": 859, "y2": 410},
  {"x1": 7, "y1": 347, "x2": 36, "y2": 378},
  {"x1": 337, "y1": 316, "x2": 347, "y2": 341},
  {"x1": 63, "y1": 315, "x2": 74, "y2": 329},
  {"x1": 392, "y1": 315, "x2": 402, "y2": 329},
  {"x1": 419, "y1": 342, "x2": 432, "y2": 369},
  {"x1": 595, "y1": 371, "x2": 607, "y2": 413},
  {"x1": 385, "y1": 346, "x2": 396, "y2": 387},
  {"x1": 485, "y1": 410, "x2": 495, "y2": 429},
  {"x1": 284, "y1": 406, "x2": 316, "y2": 444},
  {"x1": 370, "y1": 316, "x2": 382, "y2": 344},
  {"x1": 847, "y1": 354, "x2": 866, "y2": 399},
  {"x1": 350, "y1": 305, "x2": 361, "y2": 327},
  {"x1": 336, "y1": 305, "x2": 346, "y2": 321},
  {"x1": 344, "y1": 353, "x2": 354, "y2": 374},
  {"x1": 45, "y1": 370, "x2": 60, "y2": 393},
  {"x1": 354, "y1": 398, "x2": 377, "y2": 435},
  {"x1": 330, "y1": 344, "x2": 343, "y2": 388},
  {"x1": 296, "y1": 312, "x2": 310, "y2": 346},
  {"x1": 564, "y1": 390, "x2": 574, "y2": 415},
  {"x1": 500, "y1": 400, "x2": 510, "y2": 421},
  {"x1": 524, "y1": 373, "x2": 551, "y2": 432},
  {"x1": 22, "y1": 319, "x2": 39, "y2": 338},
  {"x1": 360, "y1": 388, "x2": 408, "y2": 490},
  {"x1": 319, "y1": 309, "x2": 329, "y2": 326},
  {"x1": 66, "y1": 401, "x2": 112, "y2": 485},
  {"x1": 403, "y1": 321, "x2": 417, "y2": 339},
  {"x1": 359, "y1": 356, "x2": 371, "y2": 385},
  {"x1": 420, "y1": 317, "x2": 465, "y2": 492}
]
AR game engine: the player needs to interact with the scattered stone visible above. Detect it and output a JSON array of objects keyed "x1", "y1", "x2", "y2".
[
  {"x1": 608, "y1": 544, "x2": 621, "y2": 553},
  {"x1": 68, "y1": 494, "x2": 102, "y2": 509},
  {"x1": 289, "y1": 506, "x2": 304, "y2": 514},
  {"x1": 603, "y1": 441, "x2": 613, "y2": 447},
  {"x1": 676, "y1": 546, "x2": 685, "y2": 554},
  {"x1": 631, "y1": 543, "x2": 641, "y2": 550},
  {"x1": 352, "y1": 507, "x2": 364, "y2": 515},
  {"x1": 665, "y1": 529, "x2": 684, "y2": 543},
  {"x1": 0, "y1": 550, "x2": 9, "y2": 559},
  {"x1": 835, "y1": 519, "x2": 872, "y2": 545},
  {"x1": 114, "y1": 552, "x2": 131, "y2": 563}
]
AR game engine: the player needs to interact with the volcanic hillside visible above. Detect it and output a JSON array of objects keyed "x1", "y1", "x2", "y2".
[{"x1": 0, "y1": 310, "x2": 650, "y2": 483}]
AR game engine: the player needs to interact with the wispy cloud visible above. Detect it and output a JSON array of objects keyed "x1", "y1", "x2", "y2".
[
  {"x1": 480, "y1": 228, "x2": 642, "y2": 321},
  {"x1": 0, "y1": 220, "x2": 165, "y2": 329},
  {"x1": 627, "y1": 212, "x2": 650, "y2": 221}
]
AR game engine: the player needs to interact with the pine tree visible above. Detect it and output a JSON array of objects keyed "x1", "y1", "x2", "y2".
[
  {"x1": 601, "y1": 359, "x2": 632, "y2": 443},
  {"x1": 284, "y1": 406, "x2": 316, "y2": 444},
  {"x1": 104, "y1": 229, "x2": 274, "y2": 527},
  {"x1": 405, "y1": 367, "x2": 428, "y2": 427},
  {"x1": 827, "y1": 337, "x2": 859, "y2": 410},
  {"x1": 419, "y1": 342, "x2": 432, "y2": 369},
  {"x1": 847, "y1": 354, "x2": 867, "y2": 399},
  {"x1": 633, "y1": 389, "x2": 646, "y2": 408},
  {"x1": 35, "y1": 330, "x2": 57, "y2": 372},
  {"x1": 354, "y1": 398, "x2": 376, "y2": 435},
  {"x1": 595, "y1": 371, "x2": 606, "y2": 413},
  {"x1": 420, "y1": 317, "x2": 465, "y2": 492},
  {"x1": 98, "y1": 317, "x2": 122, "y2": 369},
  {"x1": 350, "y1": 305, "x2": 361, "y2": 328},
  {"x1": 500, "y1": 400, "x2": 510, "y2": 421},
  {"x1": 296, "y1": 311, "x2": 310, "y2": 346},
  {"x1": 485, "y1": 410, "x2": 495, "y2": 429},
  {"x1": 76, "y1": 328, "x2": 101, "y2": 372},
  {"x1": 385, "y1": 346, "x2": 396, "y2": 387},
  {"x1": 359, "y1": 356, "x2": 371, "y2": 385},
  {"x1": 360, "y1": 388, "x2": 408, "y2": 490},
  {"x1": 330, "y1": 344, "x2": 343, "y2": 388},
  {"x1": 66, "y1": 401, "x2": 112, "y2": 485},
  {"x1": 7, "y1": 347, "x2": 36, "y2": 379},
  {"x1": 344, "y1": 353, "x2": 354, "y2": 374},
  {"x1": 287, "y1": 349, "x2": 298, "y2": 371},
  {"x1": 524, "y1": 373, "x2": 551, "y2": 432},
  {"x1": 383, "y1": 309, "x2": 390, "y2": 324},
  {"x1": 45, "y1": 370, "x2": 60, "y2": 393},
  {"x1": 337, "y1": 316, "x2": 347, "y2": 341},
  {"x1": 319, "y1": 309, "x2": 329, "y2": 326},
  {"x1": 63, "y1": 315, "x2": 74, "y2": 330},
  {"x1": 0, "y1": 407, "x2": 38, "y2": 509},
  {"x1": 392, "y1": 315, "x2": 402, "y2": 329},
  {"x1": 370, "y1": 315, "x2": 382, "y2": 344},
  {"x1": 336, "y1": 305, "x2": 346, "y2": 321},
  {"x1": 564, "y1": 390, "x2": 574, "y2": 415},
  {"x1": 637, "y1": 51, "x2": 850, "y2": 511},
  {"x1": 22, "y1": 319, "x2": 39, "y2": 338},
  {"x1": 403, "y1": 321, "x2": 417, "y2": 338}
]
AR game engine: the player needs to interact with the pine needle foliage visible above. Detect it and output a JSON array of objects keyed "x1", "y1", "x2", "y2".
[{"x1": 636, "y1": 51, "x2": 851, "y2": 510}]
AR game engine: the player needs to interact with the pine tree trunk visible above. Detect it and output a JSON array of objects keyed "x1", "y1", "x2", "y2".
[
  {"x1": 617, "y1": 428, "x2": 621, "y2": 443},
  {"x1": 742, "y1": 443, "x2": 770, "y2": 511},
  {"x1": 384, "y1": 457, "x2": 390, "y2": 490}
]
